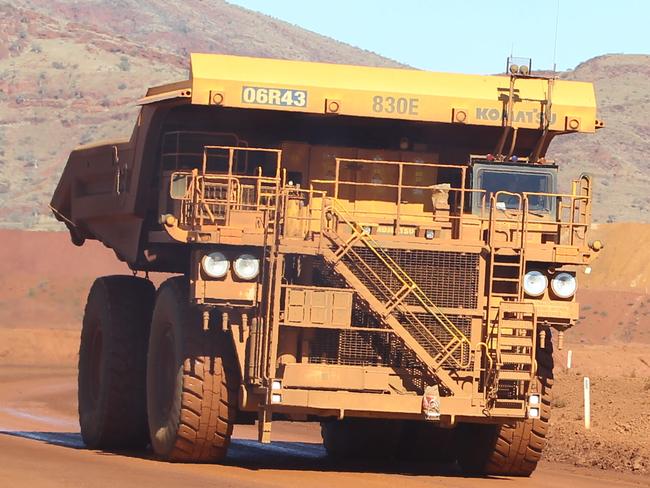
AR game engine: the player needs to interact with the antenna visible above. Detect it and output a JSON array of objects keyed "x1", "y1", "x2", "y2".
[{"x1": 552, "y1": 0, "x2": 560, "y2": 73}]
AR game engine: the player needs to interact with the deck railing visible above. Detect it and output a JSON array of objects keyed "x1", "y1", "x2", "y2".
[{"x1": 167, "y1": 148, "x2": 592, "y2": 249}]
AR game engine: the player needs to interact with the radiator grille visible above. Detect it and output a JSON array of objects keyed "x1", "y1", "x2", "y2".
[
  {"x1": 308, "y1": 314, "x2": 472, "y2": 369},
  {"x1": 348, "y1": 249, "x2": 480, "y2": 309},
  {"x1": 395, "y1": 313, "x2": 473, "y2": 367}
]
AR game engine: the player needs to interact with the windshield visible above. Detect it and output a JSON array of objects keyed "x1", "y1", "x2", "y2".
[{"x1": 477, "y1": 169, "x2": 554, "y2": 212}]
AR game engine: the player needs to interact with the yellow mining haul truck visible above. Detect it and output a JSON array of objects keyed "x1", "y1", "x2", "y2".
[{"x1": 51, "y1": 54, "x2": 602, "y2": 475}]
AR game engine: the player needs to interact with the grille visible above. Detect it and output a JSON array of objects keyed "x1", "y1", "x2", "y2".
[
  {"x1": 308, "y1": 314, "x2": 472, "y2": 369},
  {"x1": 311, "y1": 254, "x2": 475, "y2": 373},
  {"x1": 309, "y1": 329, "x2": 391, "y2": 367},
  {"x1": 240, "y1": 186, "x2": 256, "y2": 207},
  {"x1": 187, "y1": 183, "x2": 227, "y2": 221},
  {"x1": 351, "y1": 295, "x2": 385, "y2": 329},
  {"x1": 395, "y1": 313, "x2": 472, "y2": 367},
  {"x1": 307, "y1": 329, "x2": 432, "y2": 393},
  {"x1": 349, "y1": 249, "x2": 479, "y2": 309},
  {"x1": 203, "y1": 183, "x2": 228, "y2": 201}
]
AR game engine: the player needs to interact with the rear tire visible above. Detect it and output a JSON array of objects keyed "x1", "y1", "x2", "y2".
[
  {"x1": 457, "y1": 339, "x2": 554, "y2": 476},
  {"x1": 78, "y1": 275, "x2": 155, "y2": 450},
  {"x1": 146, "y1": 277, "x2": 239, "y2": 462}
]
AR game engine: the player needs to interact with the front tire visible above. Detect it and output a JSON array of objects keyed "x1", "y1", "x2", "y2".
[
  {"x1": 78, "y1": 275, "x2": 155, "y2": 450},
  {"x1": 456, "y1": 340, "x2": 554, "y2": 476},
  {"x1": 146, "y1": 277, "x2": 239, "y2": 462}
]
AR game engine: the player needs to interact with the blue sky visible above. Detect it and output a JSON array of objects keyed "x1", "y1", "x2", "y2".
[{"x1": 229, "y1": 0, "x2": 649, "y2": 74}]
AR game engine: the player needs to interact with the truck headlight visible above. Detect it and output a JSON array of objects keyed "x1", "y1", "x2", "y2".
[
  {"x1": 202, "y1": 251, "x2": 229, "y2": 278},
  {"x1": 551, "y1": 272, "x2": 577, "y2": 298},
  {"x1": 523, "y1": 270, "x2": 547, "y2": 297},
  {"x1": 233, "y1": 254, "x2": 260, "y2": 280}
]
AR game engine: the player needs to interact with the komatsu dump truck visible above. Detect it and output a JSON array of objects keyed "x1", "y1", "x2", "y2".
[{"x1": 51, "y1": 54, "x2": 602, "y2": 476}]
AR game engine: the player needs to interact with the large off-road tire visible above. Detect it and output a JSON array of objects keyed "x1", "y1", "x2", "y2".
[
  {"x1": 321, "y1": 418, "x2": 402, "y2": 460},
  {"x1": 78, "y1": 275, "x2": 155, "y2": 450},
  {"x1": 456, "y1": 339, "x2": 554, "y2": 477},
  {"x1": 146, "y1": 277, "x2": 238, "y2": 463}
]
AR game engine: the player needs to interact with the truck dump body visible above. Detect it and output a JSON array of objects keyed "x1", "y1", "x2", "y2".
[
  {"x1": 54, "y1": 53, "x2": 601, "y2": 475},
  {"x1": 51, "y1": 54, "x2": 599, "y2": 263},
  {"x1": 185, "y1": 54, "x2": 598, "y2": 130}
]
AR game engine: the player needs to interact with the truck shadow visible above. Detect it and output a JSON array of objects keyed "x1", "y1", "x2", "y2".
[{"x1": 0, "y1": 430, "x2": 505, "y2": 479}]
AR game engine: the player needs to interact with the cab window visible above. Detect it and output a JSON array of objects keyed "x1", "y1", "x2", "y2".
[{"x1": 472, "y1": 165, "x2": 556, "y2": 213}]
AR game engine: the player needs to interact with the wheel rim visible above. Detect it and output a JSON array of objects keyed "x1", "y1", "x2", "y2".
[{"x1": 88, "y1": 326, "x2": 103, "y2": 404}]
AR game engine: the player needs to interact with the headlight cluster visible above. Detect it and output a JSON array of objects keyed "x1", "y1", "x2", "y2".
[
  {"x1": 550, "y1": 272, "x2": 577, "y2": 298},
  {"x1": 523, "y1": 271, "x2": 547, "y2": 297},
  {"x1": 202, "y1": 252, "x2": 229, "y2": 278},
  {"x1": 233, "y1": 254, "x2": 260, "y2": 280},
  {"x1": 523, "y1": 270, "x2": 576, "y2": 298},
  {"x1": 201, "y1": 252, "x2": 260, "y2": 280}
]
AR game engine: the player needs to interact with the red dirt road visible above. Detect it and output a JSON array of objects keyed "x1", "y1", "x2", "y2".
[{"x1": 0, "y1": 367, "x2": 646, "y2": 488}]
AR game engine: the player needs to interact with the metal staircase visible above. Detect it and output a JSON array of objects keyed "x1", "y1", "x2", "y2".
[
  {"x1": 319, "y1": 198, "x2": 472, "y2": 394},
  {"x1": 489, "y1": 249, "x2": 524, "y2": 300},
  {"x1": 494, "y1": 302, "x2": 537, "y2": 382},
  {"x1": 486, "y1": 192, "x2": 537, "y2": 406}
]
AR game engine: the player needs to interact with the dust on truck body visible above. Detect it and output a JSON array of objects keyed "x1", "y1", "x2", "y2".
[{"x1": 51, "y1": 54, "x2": 602, "y2": 475}]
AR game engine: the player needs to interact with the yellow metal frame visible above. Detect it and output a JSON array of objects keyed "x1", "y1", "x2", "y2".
[{"x1": 170, "y1": 146, "x2": 282, "y2": 229}]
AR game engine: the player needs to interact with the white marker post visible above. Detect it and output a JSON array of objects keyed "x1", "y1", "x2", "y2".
[
  {"x1": 583, "y1": 377, "x2": 591, "y2": 430},
  {"x1": 567, "y1": 350, "x2": 573, "y2": 369}
]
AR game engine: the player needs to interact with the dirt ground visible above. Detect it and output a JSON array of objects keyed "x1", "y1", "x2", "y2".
[
  {"x1": 546, "y1": 347, "x2": 650, "y2": 473},
  {"x1": 0, "y1": 366, "x2": 647, "y2": 488},
  {"x1": 0, "y1": 227, "x2": 649, "y2": 484}
]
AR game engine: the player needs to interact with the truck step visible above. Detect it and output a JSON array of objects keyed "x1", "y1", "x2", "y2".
[
  {"x1": 499, "y1": 319, "x2": 534, "y2": 329},
  {"x1": 499, "y1": 336, "x2": 534, "y2": 347},
  {"x1": 498, "y1": 370, "x2": 533, "y2": 381},
  {"x1": 493, "y1": 246, "x2": 522, "y2": 253},
  {"x1": 500, "y1": 353, "x2": 532, "y2": 364},
  {"x1": 499, "y1": 302, "x2": 535, "y2": 314}
]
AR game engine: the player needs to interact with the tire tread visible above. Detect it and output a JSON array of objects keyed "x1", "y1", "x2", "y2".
[
  {"x1": 148, "y1": 277, "x2": 237, "y2": 463},
  {"x1": 457, "y1": 339, "x2": 554, "y2": 477},
  {"x1": 78, "y1": 275, "x2": 155, "y2": 450}
]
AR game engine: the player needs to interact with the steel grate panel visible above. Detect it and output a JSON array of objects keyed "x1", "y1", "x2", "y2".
[
  {"x1": 308, "y1": 329, "x2": 390, "y2": 367},
  {"x1": 395, "y1": 313, "x2": 472, "y2": 367},
  {"x1": 308, "y1": 314, "x2": 472, "y2": 370},
  {"x1": 348, "y1": 249, "x2": 480, "y2": 309},
  {"x1": 351, "y1": 296, "x2": 385, "y2": 329}
]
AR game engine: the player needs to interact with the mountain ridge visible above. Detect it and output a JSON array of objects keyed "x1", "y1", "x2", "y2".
[{"x1": 0, "y1": 1, "x2": 648, "y2": 227}]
